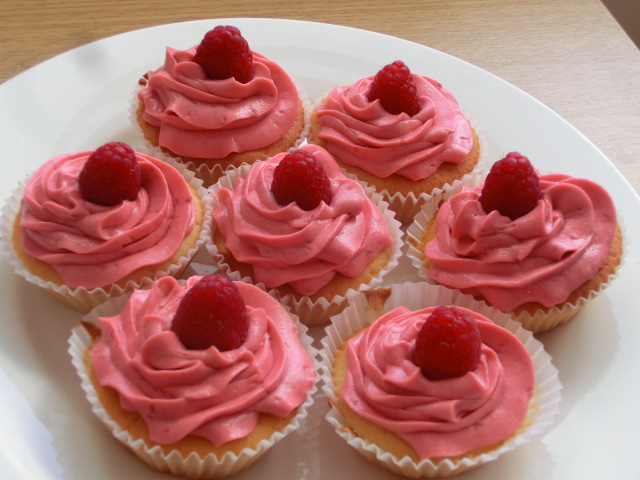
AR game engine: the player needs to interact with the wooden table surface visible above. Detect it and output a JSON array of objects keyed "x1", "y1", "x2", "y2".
[{"x1": 2, "y1": 0, "x2": 639, "y2": 195}]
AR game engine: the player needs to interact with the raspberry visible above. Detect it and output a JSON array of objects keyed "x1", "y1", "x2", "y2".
[
  {"x1": 413, "y1": 306, "x2": 482, "y2": 380},
  {"x1": 78, "y1": 142, "x2": 141, "y2": 206},
  {"x1": 367, "y1": 60, "x2": 421, "y2": 116},
  {"x1": 193, "y1": 25, "x2": 254, "y2": 83},
  {"x1": 271, "y1": 149, "x2": 333, "y2": 211},
  {"x1": 479, "y1": 152, "x2": 542, "y2": 220},
  {"x1": 171, "y1": 275, "x2": 249, "y2": 351}
]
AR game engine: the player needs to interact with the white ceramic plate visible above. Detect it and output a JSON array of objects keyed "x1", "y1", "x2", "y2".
[{"x1": 0, "y1": 18, "x2": 638, "y2": 480}]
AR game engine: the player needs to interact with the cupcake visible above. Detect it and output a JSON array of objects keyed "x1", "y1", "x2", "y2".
[
  {"x1": 319, "y1": 282, "x2": 561, "y2": 478},
  {"x1": 209, "y1": 143, "x2": 403, "y2": 327},
  {"x1": 135, "y1": 25, "x2": 308, "y2": 186},
  {"x1": 68, "y1": 274, "x2": 317, "y2": 478},
  {"x1": 407, "y1": 152, "x2": 623, "y2": 332},
  {"x1": 309, "y1": 60, "x2": 480, "y2": 223},
  {"x1": 0, "y1": 142, "x2": 211, "y2": 312}
]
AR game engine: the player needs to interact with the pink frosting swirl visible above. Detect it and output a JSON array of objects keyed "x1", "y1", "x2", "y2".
[
  {"x1": 90, "y1": 276, "x2": 315, "y2": 446},
  {"x1": 213, "y1": 144, "x2": 393, "y2": 296},
  {"x1": 19, "y1": 151, "x2": 196, "y2": 289},
  {"x1": 341, "y1": 306, "x2": 534, "y2": 458},
  {"x1": 137, "y1": 47, "x2": 300, "y2": 159},
  {"x1": 425, "y1": 174, "x2": 617, "y2": 311},
  {"x1": 314, "y1": 75, "x2": 473, "y2": 180}
]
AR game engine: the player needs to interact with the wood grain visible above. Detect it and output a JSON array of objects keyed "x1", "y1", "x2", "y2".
[{"x1": 2, "y1": 0, "x2": 639, "y2": 193}]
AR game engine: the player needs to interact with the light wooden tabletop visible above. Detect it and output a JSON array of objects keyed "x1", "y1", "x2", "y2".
[{"x1": 2, "y1": 0, "x2": 639, "y2": 194}]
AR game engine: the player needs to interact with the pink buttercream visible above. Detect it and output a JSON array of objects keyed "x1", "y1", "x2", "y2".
[
  {"x1": 212, "y1": 144, "x2": 393, "y2": 296},
  {"x1": 425, "y1": 174, "x2": 617, "y2": 311},
  {"x1": 89, "y1": 276, "x2": 315, "y2": 446},
  {"x1": 19, "y1": 151, "x2": 196, "y2": 289},
  {"x1": 138, "y1": 47, "x2": 300, "y2": 159},
  {"x1": 314, "y1": 75, "x2": 473, "y2": 180},
  {"x1": 341, "y1": 305, "x2": 534, "y2": 459}
]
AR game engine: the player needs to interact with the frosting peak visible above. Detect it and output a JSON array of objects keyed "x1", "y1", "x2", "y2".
[
  {"x1": 213, "y1": 144, "x2": 393, "y2": 296},
  {"x1": 425, "y1": 174, "x2": 617, "y2": 310},
  {"x1": 341, "y1": 306, "x2": 534, "y2": 458},
  {"x1": 138, "y1": 47, "x2": 300, "y2": 159},
  {"x1": 90, "y1": 276, "x2": 315, "y2": 446},
  {"x1": 315, "y1": 75, "x2": 473, "y2": 180},
  {"x1": 19, "y1": 151, "x2": 196, "y2": 289}
]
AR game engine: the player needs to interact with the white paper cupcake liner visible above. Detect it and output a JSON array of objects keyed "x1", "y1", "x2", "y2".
[
  {"x1": 318, "y1": 282, "x2": 562, "y2": 478},
  {"x1": 0, "y1": 155, "x2": 213, "y2": 313},
  {"x1": 406, "y1": 180, "x2": 627, "y2": 333},
  {"x1": 68, "y1": 287, "x2": 319, "y2": 479},
  {"x1": 206, "y1": 160, "x2": 404, "y2": 327},
  {"x1": 130, "y1": 82, "x2": 312, "y2": 188}
]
